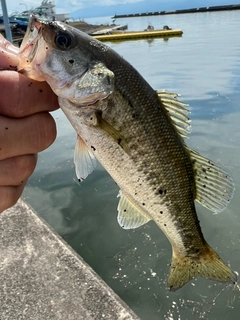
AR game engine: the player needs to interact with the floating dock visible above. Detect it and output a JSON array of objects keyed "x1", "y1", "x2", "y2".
[
  {"x1": 112, "y1": 4, "x2": 240, "y2": 19},
  {"x1": 93, "y1": 29, "x2": 183, "y2": 41}
]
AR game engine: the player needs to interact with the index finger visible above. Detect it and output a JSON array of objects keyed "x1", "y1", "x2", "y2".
[{"x1": 0, "y1": 71, "x2": 59, "y2": 118}]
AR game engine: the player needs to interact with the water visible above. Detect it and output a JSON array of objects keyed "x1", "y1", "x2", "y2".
[{"x1": 23, "y1": 11, "x2": 240, "y2": 320}]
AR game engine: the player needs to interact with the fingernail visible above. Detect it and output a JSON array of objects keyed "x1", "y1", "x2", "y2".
[
  {"x1": 0, "y1": 35, "x2": 19, "y2": 54},
  {"x1": 6, "y1": 44, "x2": 19, "y2": 54}
]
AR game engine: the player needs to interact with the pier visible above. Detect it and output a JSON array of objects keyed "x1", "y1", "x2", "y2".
[
  {"x1": 0, "y1": 200, "x2": 139, "y2": 319},
  {"x1": 112, "y1": 4, "x2": 240, "y2": 19}
]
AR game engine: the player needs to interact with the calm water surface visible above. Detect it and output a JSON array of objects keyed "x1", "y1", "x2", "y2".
[{"x1": 23, "y1": 11, "x2": 240, "y2": 320}]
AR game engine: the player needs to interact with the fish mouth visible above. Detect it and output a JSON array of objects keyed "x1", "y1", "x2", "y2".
[
  {"x1": 18, "y1": 16, "x2": 114, "y2": 104},
  {"x1": 18, "y1": 15, "x2": 50, "y2": 80},
  {"x1": 19, "y1": 15, "x2": 43, "y2": 63}
]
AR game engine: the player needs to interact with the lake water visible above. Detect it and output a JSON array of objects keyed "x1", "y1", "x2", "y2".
[{"x1": 23, "y1": 10, "x2": 240, "y2": 320}]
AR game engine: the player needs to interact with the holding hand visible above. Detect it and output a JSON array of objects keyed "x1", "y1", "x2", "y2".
[{"x1": 0, "y1": 35, "x2": 59, "y2": 212}]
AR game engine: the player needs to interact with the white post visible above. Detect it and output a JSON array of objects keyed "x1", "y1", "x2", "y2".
[{"x1": 1, "y1": 0, "x2": 13, "y2": 42}]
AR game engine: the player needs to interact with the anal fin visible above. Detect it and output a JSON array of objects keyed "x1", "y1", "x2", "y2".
[{"x1": 117, "y1": 191, "x2": 151, "y2": 229}]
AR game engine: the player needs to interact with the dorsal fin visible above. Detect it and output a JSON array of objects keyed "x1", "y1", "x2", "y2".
[
  {"x1": 157, "y1": 90, "x2": 191, "y2": 138},
  {"x1": 188, "y1": 148, "x2": 234, "y2": 213},
  {"x1": 117, "y1": 191, "x2": 151, "y2": 229}
]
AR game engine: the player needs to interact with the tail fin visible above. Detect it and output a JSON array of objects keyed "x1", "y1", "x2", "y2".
[{"x1": 168, "y1": 245, "x2": 237, "y2": 291}]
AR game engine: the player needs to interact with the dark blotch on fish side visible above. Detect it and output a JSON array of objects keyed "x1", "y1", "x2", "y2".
[
  {"x1": 132, "y1": 113, "x2": 139, "y2": 119},
  {"x1": 39, "y1": 89, "x2": 43, "y2": 93},
  {"x1": 159, "y1": 189, "x2": 167, "y2": 195},
  {"x1": 91, "y1": 146, "x2": 96, "y2": 151},
  {"x1": 5, "y1": 127, "x2": 8, "y2": 130},
  {"x1": 121, "y1": 94, "x2": 134, "y2": 109},
  {"x1": 117, "y1": 138, "x2": 122, "y2": 145},
  {"x1": 69, "y1": 59, "x2": 74, "y2": 64},
  {"x1": 129, "y1": 100, "x2": 134, "y2": 108}
]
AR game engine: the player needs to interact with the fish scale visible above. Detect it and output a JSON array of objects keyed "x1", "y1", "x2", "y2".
[{"x1": 18, "y1": 16, "x2": 237, "y2": 291}]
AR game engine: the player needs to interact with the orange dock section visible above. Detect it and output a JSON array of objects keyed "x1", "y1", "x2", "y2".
[{"x1": 93, "y1": 29, "x2": 183, "y2": 41}]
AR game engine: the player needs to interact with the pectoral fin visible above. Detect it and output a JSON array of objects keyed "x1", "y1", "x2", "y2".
[
  {"x1": 74, "y1": 135, "x2": 97, "y2": 182},
  {"x1": 117, "y1": 191, "x2": 151, "y2": 229},
  {"x1": 95, "y1": 112, "x2": 130, "y2": 154}
]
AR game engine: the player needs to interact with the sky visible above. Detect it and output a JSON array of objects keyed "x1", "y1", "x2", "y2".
[
  {"x1": 1, "y1": 0, "x2": 239, "y2": 16},
  {"x1": 2, "y1": 0, "x2": 143, "y2": 15}
]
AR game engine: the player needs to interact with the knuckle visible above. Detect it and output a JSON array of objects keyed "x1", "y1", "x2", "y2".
[{"x1": 36, "y1": 112, "x2": 57, "y2": 150}]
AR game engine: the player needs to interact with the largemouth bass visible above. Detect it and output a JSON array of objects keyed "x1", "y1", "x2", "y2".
[{"x1": 18, "y1": 16, "x2": 236, "y2": 291}]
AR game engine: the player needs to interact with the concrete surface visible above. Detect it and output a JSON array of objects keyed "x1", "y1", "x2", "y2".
[{"x1": 0, "y1": 199, "x2": 140, "y2": 320}]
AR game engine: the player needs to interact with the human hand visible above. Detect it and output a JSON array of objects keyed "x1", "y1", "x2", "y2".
[{"x1": 0, "y1": 35, "x2": 59, "y2": 212}]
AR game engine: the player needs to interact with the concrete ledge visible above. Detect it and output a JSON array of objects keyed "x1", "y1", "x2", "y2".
[{"x1": 0, "y1": 199, "x2": 139, "y2": 320}]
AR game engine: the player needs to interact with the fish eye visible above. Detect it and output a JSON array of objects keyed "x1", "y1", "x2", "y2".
[{"x1": 54, "y1": 31, "x2": 73, "y2": 50}]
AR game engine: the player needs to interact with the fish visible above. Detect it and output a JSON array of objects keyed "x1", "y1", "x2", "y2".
[{"x1": 18, "y1": 16, "x2": 237, "y2": 291}]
